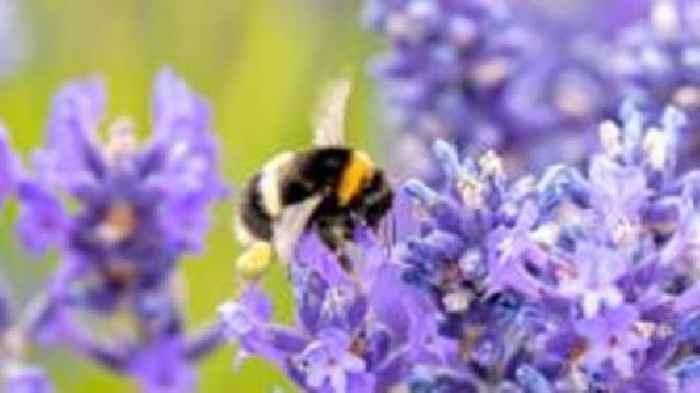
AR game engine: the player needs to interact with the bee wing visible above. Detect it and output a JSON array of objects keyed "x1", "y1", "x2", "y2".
[
  {"x1": 313, "y1": 78, "x2": 351, "y2": 147},
  {"x1": 272, "y1": 195, "x2": 324, "y2": 265}
]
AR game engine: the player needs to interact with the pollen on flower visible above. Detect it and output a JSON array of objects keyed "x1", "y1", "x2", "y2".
[
  {"x1": 652, "y1": 0, "x2": 680, "y2": 39},
  {"x1": 96, "y1": 201, "x2": 138, "y2": 245},
  {"x1": 456, "y1": 175, "x2": 485, "y2": 209},
  {"x1": 459, "y1": 249, "x2": 482, "y2": 278},
  {"x1": 443, "y1": 290, "x2": 472, "y2": 313},
  {"x1": 497, "y1": 237, "x2": 515, "y2": 257},
  {"x1": 643, "y1": 128, "x2": 671, "y2": 169},
  {"x1": 568, "y1": 338, "x2": 588, "y2": 364},
  {"x1": 472, "y1": 57, "x2": 512, "y2": 87},
  {"x1": 105, "y1": 117, "x2": 138, "y2": 165},
  {"x1": 611, "y1": 219, "x2": 639, "y2": 246},
  {"x1": 673, "y1": 86, "x2": 700, "y2": 109},
  {"x1": 633, "y1": 321, "x2": 657, "y2": 339},
  {"x1": 599, "y1": 120, "x2": 622, "y2": 159},
  {"x1": 530, "y1": 223, "x2": 559, "y2": 247},
  {"x1": 478, "y1": 150, "x2": 504, "y2": 179},
  {"x1": 555, "y1": 76, "x2": 596, "y2": 118}
]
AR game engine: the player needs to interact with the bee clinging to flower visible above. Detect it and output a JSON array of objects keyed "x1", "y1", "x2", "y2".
[{"x1": 234, "y1": 78, "x2": 394, "y2": 278}]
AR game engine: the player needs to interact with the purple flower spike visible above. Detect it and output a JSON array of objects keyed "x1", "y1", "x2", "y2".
[
  {"x1": 2, "y1": 366, "x2": 54, "y2": 393},
  {"x1": 0, "y1": 124, "x2": 19, "y2": 205},
  {"x1": 220, "y1": 228, "x2": 451, "y2": 392},
  {"x1": 610, "y1": 0, "x2": 700, "y2": 169},
  {"x1": 127, "y1": 335, "x2": 196, "y2": 393},
  {"x1": 364, "y1": 0, "x2": 700, "y2": 181},
  {"x1": 301, "y1": 328, "x2": 371, "y2": 393},
  {"x1": 15, "y1": 69, "x2": 227, "y2": 393},
  {"x1": 364, "y1": 0, "x2": 533, "y2": 180},
  {"x1": 392, "y1": 99, "x2": 700, "y2": 391},
  {"x1": 0, "y1": 287, "x2": 10, "y2": 334}
]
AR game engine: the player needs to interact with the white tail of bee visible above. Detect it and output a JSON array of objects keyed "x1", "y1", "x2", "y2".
[{"x1": 272, "y1": 195, "x2": 324, "y2": 265}]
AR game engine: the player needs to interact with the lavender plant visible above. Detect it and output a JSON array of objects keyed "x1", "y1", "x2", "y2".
[
  {"x1": 1, "y1": 127, "x2": 53, "y2": 392},
  {"x1": 363, "y1": 0, "x2": 530, "y2": 179},
  {"x1": 11, "y1": 69, "x2": 227, "y2": 393},
  {"x1": 364, "y1": 0, "x2": 700, "y2": 181},
  {"x1": 219, "y1": 98, "x2": 700, "y2": 392},
  {"x1": 610, "y1": 0, "x2": 700, "y2": 167},
  {"x1": 398, "y1": 100, "x2": 700, "y2": 391},
  {"x1": 220, "y1": 227, "x2": 453, "y2": 393}
]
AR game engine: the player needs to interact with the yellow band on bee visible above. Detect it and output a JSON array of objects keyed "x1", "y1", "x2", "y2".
[{"x1": 338, "y1": 150, "x2": 374, "y2": 206}]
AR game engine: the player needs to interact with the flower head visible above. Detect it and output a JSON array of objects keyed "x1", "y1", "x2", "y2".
[
  {"x1": 611, "y1": 0, "x2": 700, "y2": 170},
  {"x1": 364, "y1": 0, "x2": 528, "y2": 179},
  {"x1": 18, "y1": 68, "x2": 226, "y2": 311},
  {"x1": 365, "y1": 0, "x2": 700, "y2": 181},
  {"x1": 395, "y1": 99, "x2": 700, "y2": 390},
  {"x1": 220, "y1": 228, "x2": 448, "y2": 392},
  {"x1": 300, "y1": 328, "x2": 369, "y2": 393},
  {"x1": 15, "y1": 69, "x2": 227, "y2": 392}
]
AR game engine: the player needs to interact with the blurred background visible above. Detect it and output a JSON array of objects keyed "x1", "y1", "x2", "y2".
[{"x1": 0, "y1": 0, "x2": 379, "y2": 391}]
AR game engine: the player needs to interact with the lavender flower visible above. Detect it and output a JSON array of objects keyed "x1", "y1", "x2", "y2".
[
  {"x1": 2, "y1": 365, "x2": 53, "y2": 393},
  {"x1": 0, "y1": 286, "x2": 10, "y2": 334},
  {"x1": 611, "y1": 0, "x2": 700, "y2": 168},
  {"x1": 364, "y1": 0, "x2": 663, "y2": 180},
  {"x1": 0, "y1": 121, "x2": 51, "y2": 392},
  {"x1": 396, "y1": 99, "x2": 700, "y2": 391},
  {"x1": 220, "y1": 228, "x2": 454, "y2": 393},
  {"x1": 1, "y1": 281, "x2": 53, "y2": 392},
  {"x1": 364, "y1": 0, "x2": 529, "y2": 179},
  {"x1": 0, "y1": 124, "x2": 19, "y2": 205},
  {"x1": 15, "y1": 69, "x2": 226, "y2": 392}
]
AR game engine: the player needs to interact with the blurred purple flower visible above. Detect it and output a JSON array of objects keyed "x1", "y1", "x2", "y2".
[
  {"x1": 0, "y1": 124, "x2": 51, "y2": 393},
  {"x1": 15, "y1": 68, "x2": 227, "y2": 393},
  {"x1": 364, "y1": 0, "x2": 700, "y2": 181},
  {"x1": 364, "y1": 0, "x2": 529, "y2": 179},
  {"x1": 126, "y1": 330, "x2": 197, "y2": 393},
  {"x1": 0, "y1": 287, "x2": 10, "y2": 334},
  {"x1": 0, "y1": 124, "x2": 19, "y2": 205},
  {"x1": 2, "y1": 366, "x2": 53, "y2": 393},
  {"x1": 0, "y1": 124, "x2": 19, "y2": 344},
  {"x1": 610, "y1": 0, "x2": 700, "y2": 169}
]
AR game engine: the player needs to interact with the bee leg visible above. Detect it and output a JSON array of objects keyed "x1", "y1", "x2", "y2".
[
  {"x1": 336, "y1": 250, "x2": 353, "y2": 273},
  {"x1": 316, "y1": 213, "x2": 355, "y2": 273}
]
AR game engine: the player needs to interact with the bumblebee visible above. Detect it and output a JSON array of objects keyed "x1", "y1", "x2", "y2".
[{"x1": 234, "y1": 79, "x2": 393, "y2": 276}]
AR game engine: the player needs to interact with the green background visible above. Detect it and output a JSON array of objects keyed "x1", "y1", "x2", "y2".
[{"x1": 0, "y1": 1, "x2": 382, "y2": 391}]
